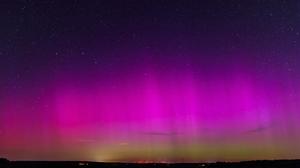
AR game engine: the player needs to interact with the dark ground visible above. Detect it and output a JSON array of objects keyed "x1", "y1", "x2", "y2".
[{"x1": 1, "y1": 160, "x2": 300, "y2": 168}]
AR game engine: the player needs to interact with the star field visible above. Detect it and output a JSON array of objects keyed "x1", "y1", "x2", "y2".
[{"x1": 1, "y1": 0, "x2": 300, "y2": 162}]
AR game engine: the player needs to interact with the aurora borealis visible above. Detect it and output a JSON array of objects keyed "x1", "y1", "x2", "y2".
[{"x1": 1, "y1": 0, "x2": 300, "y2": 162}]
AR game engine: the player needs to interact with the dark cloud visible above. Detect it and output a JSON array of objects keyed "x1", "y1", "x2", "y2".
[{"x1": 141, "y1": 131, "x2": 179, "y2": 136}]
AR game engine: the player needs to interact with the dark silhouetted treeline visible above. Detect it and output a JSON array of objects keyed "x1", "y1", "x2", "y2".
[{"x1": 1, "y1": 158, "x2": 300, "y2": 168}]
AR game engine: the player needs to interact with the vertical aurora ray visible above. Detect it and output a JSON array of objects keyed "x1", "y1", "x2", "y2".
[
  {"x1": 14, "y1": 64, "x2": 294, "y2": 161},
  {"x1": 1, "y1": 52, "x2": 300, "y2": 162}
]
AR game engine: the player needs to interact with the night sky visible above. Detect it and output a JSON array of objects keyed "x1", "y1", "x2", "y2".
[{"x1": 1, "y1": 0, "x2": 300, "y2": 162}]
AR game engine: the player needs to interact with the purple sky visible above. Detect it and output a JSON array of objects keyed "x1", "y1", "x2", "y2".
[{"x1": 0, "y1": 0, "x2": 300, "y2": 162}]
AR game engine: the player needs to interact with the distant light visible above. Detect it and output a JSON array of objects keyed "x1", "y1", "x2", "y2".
[{"x1": 79, "y1": 162, "x2": 89, "y2": 166}]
